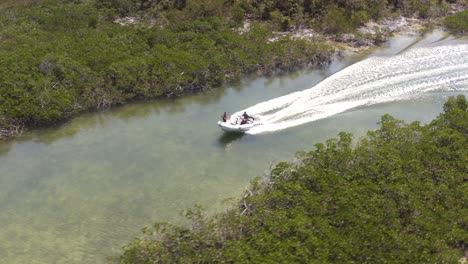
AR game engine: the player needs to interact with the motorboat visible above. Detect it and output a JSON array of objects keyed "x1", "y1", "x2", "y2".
[{"x1": 217, "y1": 115, "x2": 261, "y2": 132}]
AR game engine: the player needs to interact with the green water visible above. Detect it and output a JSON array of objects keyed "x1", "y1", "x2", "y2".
[{"x1": 0, "y1": 30, "x2": 467, "y2": 263}]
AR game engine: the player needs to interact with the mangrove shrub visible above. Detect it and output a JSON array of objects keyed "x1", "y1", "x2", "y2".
[{"x1": 118, "y1": 95, "x2": 468, "y2": 263}]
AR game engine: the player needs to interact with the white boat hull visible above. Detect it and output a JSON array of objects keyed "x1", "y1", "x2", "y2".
[{"x1": 217, "y1": 116, "x2": 261, "y2": 132}]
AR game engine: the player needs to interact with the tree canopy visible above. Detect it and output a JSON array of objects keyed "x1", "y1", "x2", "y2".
[
  {"x1": 0, "y1": 0, "x2": 332, "y2": 136},
  {"x1": 444, "y1": 10, "x2": 468, "y2": 33},
  {"x1": 118, "y1": 95, "x2": 468, "y2": 263},
  {"x1": 0, "y1": 0, "x2": 461, "y2": 138}
]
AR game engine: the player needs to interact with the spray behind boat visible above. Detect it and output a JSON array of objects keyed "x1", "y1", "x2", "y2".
[{"x1": 223, "y1": 44, "x2": 468, "y2": 135}]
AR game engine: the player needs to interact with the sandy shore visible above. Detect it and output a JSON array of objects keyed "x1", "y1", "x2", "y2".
[
  {"x1": 282, "y1": 15, "x2": 427, "y2": 53},
  {"x1": 279, "y1": 3, "x2": 466, "y2": 53}
]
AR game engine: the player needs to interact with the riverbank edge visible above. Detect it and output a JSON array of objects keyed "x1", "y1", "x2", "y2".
[
  {"x1": 286, "y1": 3, "x2": 466, "y2": 53},
  {"x1": 0, "y1": 7, "x2": 463, "y2": 141},
  {"x1": 116, "y1": 95, "x2": 468, "y2": 263}
]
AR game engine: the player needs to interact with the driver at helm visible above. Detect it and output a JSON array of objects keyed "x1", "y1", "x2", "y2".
[{"x1": 242, "y1": 112, "x2": 253, "y2": 120}]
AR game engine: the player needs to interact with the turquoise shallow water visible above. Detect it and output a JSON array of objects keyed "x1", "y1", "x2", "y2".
[{"x1": 0, "y1": 30, "x2": 467, "y2": 263}]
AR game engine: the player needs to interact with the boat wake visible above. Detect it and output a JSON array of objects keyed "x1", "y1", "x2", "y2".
[{"x1": 233, "y1": 44, "x2": 468, "y2": 134}]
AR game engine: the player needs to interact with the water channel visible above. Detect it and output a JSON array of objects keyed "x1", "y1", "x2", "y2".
[{"x1": 0, "y1": 30, "x2": 467, "y2": 263}]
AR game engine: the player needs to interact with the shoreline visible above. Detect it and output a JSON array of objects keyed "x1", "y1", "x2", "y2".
[
  {"x1": 0, "y1": 7, "x2": 463, "y2": 141},
  {"x1": 284, "y1": 15, "x2": 431, "y2": 53},
  {"x1": 320, "y1": 3, "x2": 465, "y2": 53}
]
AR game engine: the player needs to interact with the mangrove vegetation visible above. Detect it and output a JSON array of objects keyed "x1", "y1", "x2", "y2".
[
  {"x1": 118, "y1": 95, "x2": 468, "y2": 263},
  {"x1": 444, "y1": 9, "x2": 468, "y2": 33},
  {"x1": 0, "y1": 0, "x2": 465, "y2": 138}
]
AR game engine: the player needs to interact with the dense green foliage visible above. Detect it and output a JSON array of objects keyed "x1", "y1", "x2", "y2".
[
  {"x1": 95, "y1": 0, "x2": 457, "y2": 32},
  {"x1": 444, "y1": 10, "x2": 468, "y2": 33},
  {"x1": 0, "y1": 0, "x2": 462, "y2": 136},
  {"x1": 0, "y1": 0, "x2": 331, "y2": 133},
  {"x1": 118, "y1": 95, "x2": 468, "y2": 263}
]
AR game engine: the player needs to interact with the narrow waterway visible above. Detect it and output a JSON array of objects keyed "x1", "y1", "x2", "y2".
[{"x1": 0, "y1": 30, "x2": 466, "y2": 263}]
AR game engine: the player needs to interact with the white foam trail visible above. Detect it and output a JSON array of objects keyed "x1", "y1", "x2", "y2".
[{"x1": 233, "y1": 44, "x2": 468, "y2": 134}]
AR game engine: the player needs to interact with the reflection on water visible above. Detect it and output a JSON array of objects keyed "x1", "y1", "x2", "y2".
[
  {"x1": 217, "y1": 132, "x2": 246, "y2": 146},
  {"x1": 0, "y1": 30, "x2": 466, "y2": 264}
]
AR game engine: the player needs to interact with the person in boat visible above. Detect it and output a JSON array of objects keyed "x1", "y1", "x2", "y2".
[
  {"x1": 222, "y1": 112, "x2": 228, "y2": 122},
  {"x1": 242, "y1": 112, "x2": 254, "y2": 121}
]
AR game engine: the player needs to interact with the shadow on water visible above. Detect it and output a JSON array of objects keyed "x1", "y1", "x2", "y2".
[
  {"x1": 4, "y1": 70, "x2": 311, "y2": 151},
  {"x1": 0, "y1": 141, "x2": 12, "y2": 156},
  {"x1": 0, "y1": 54, "x2": 340, "y2": 153},
  {"x1": 217, "y1": 131, "x2": 245, "y2": 146},
  {"x1": 6, "y1": 91, "x2": 227, "y2": 149}
]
